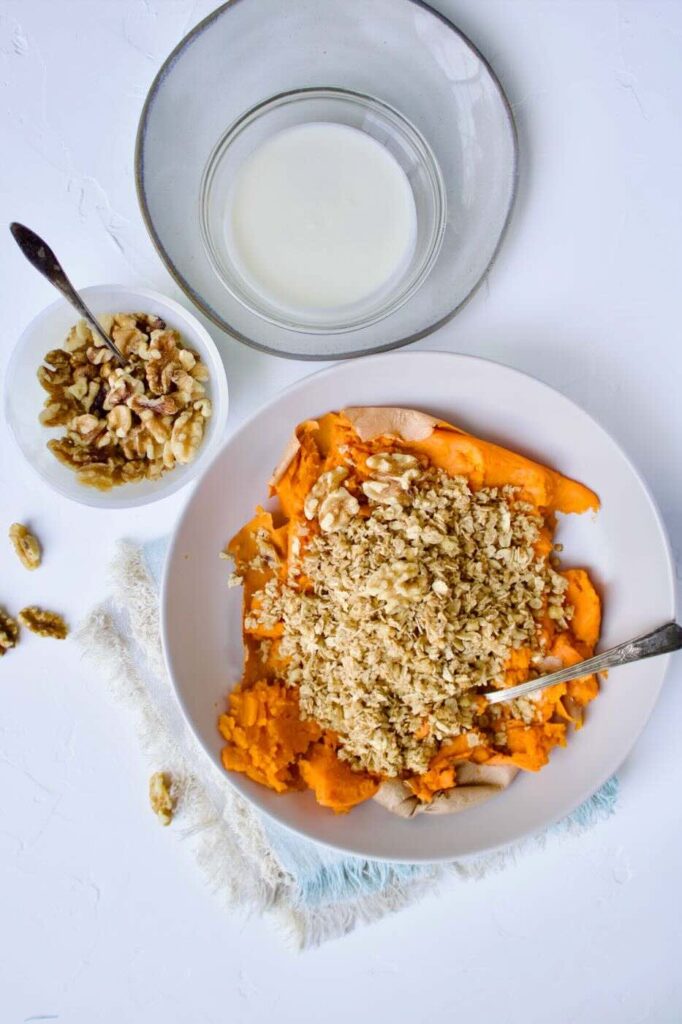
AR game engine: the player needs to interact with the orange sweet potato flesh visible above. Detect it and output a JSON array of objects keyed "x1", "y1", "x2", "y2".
[
  {"x1": 220, "y1": 409, "x2": 602, "y2": 812},
  {"x1": 219, "y1": 680, "x2": 321, "y2": 792},
  {"x1": 219, "y1": 680, "x2": 378, "y2": 811},
  {"x1": 298, "y1": 736, "x2": 380, "y2": 813}
]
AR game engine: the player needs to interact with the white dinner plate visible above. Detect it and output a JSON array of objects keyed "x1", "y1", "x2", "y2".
[{"x1": 162, "y1": 351, "x2": 675, "y2": 861}]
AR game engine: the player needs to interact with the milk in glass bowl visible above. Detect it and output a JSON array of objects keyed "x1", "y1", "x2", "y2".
[{"x1": 200, "y1": 88, "x2": 446, "y2": 335}]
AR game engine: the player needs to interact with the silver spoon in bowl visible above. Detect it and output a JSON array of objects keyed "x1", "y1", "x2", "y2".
[
  {"x1": 9, "y1": 223, "x2": 126, "y2": 366},
  {"x1": 485, "y1": 621, "x2": 682, "y2": 704}
]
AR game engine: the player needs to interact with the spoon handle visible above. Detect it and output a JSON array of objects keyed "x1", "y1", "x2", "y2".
[
  {"x1": 9, "y1": 222, "x2": 125, "y2": 365},
  {"x1": 485, "y1": 621, "x2": 682, "y2": 705}
]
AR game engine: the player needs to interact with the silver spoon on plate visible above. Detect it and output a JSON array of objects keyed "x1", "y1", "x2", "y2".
[
  {"x1": 485, "y1": 621, "x2": 682, "y2": 704},
  {"x1": 9, "y1": 222, "x2": 126, "y2": 366}
]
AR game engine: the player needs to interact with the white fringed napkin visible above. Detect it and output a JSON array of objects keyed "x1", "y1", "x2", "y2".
[{"x1": 76, "y1": 540, "x2": 618, "y2": 949}]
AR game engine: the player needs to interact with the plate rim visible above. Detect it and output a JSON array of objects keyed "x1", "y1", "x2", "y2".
[
  {"x1": 135, "y1": 0, "x2": 519, "y2": 360},
  {"x1": 161, "y1": 350, "x2": 676, "y2": 861}
]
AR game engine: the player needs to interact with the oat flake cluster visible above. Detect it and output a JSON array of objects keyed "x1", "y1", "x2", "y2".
[{"x1": 244, "y1": 455, "x2": 572, "y2": 777}]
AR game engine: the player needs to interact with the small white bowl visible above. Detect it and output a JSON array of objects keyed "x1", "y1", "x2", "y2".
[{"x1": 4, "y1": 284, "x2": 229, "y2": 508}]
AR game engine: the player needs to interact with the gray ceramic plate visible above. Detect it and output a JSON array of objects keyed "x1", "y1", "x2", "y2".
[{"x1": 136, "y1": 0, "x2": 518, "y2": 359}]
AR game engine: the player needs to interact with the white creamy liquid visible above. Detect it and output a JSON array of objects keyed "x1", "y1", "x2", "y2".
[{"x1": 227, "y1": 122, "x2": 417, "y2": 312}]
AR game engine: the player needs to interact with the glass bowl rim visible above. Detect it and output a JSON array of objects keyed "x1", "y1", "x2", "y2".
[
  {"x1": 135, "y1": 0, "x2": 519, "y2": 360},
  {"x1": 198, "y1": 85, "x2": 447, "y2": 335}
]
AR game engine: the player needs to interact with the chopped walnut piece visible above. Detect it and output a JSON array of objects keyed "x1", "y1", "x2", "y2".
[
  {"x1": 18, "y1": 606, "x2": 68, "y2": 639},
  {"x1": 67, "y1": 378, "x2": 89, "y2": 402},
  {"x1": 303, "y1": 466, "x2": 349, "y2": 521},
  {"x1": 76, "y1": 464, "x2": 116, "y2": 491},
  {"x1": 139, "y1": 411, "x2": 171, "y2": 444},
  {"x1": 119, "y1": 460, "x2": 147, "y2": 483},
  {"x1": 9, "y1": 523, "x2": 42, "y2": 570},
  {"x1": 40, "y1": 399, "x2": 77, "y2": 427},
  {"x1": 128, "y1": 393, "x2": 179, "y2": 417},
  {"x1": 170, "y1": 365, "x2": 201, "y2": 399},
  {"x1": 361, "y1": 479, "x2": 406, "y2": 506},
  {"x1": 107, "y1": 405, "x2": 133, "y2": 437},
  {"x1": 64, "y1": 320, "x2": 91, "y2": 352},
  {"x1": 71, "y1": 413, "x2": 105, "y2": 443},
  {"x1": 318, "y1": 487, "x2": 360, "y2": 533},
  {"x1": 170, "y1": 410, "x2": 204, "y2": 464},
  {"x1": 178, "y1": 348, "x2": 196, "y2": 371},
  {"x1": 111, "y1": 321, "x2": 148, "y2": 358},
  {"x1": 103, "y1": 370, "x2": 144, "y2": 410},
  {"x1": 86, "y1": 346, "x2": 114, "y2": 366},
  {"x1": 37, "y1": 313, "x2": 212, "y2": 490},
  {"x1": 365, "y1": 451, "x2": 422, "y2": 490},
  {"x1": 193, "y1": 398, "x2": 212, "y2": 418},
  {"x1": 38, "y1": 362, "x2": 70, "y2": 390},
  {"x1": 48, "y1": 437, "x2": 102, "y2": 468},
  {"x1": 189, "y1": 360, "x2": 209, "y2": 382},
  {"x1": 149, "y1": 771, "x2": 176, "y2": 825},
  {"x1": 0, "y1": 608, "x2": 19, "y2": 656}
]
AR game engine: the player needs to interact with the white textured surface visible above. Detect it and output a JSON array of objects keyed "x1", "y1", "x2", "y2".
[{"x1": 0, "y1": 1, "x2": 681, "y2": 1020}]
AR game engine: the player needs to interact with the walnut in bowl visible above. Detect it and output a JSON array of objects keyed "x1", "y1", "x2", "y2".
[
  {"x1": 39, "y1": 312, "x2": 211, "y2": 491},
  {"x1": 5, "y1": 286, "x2": 228, "y2": 508}
]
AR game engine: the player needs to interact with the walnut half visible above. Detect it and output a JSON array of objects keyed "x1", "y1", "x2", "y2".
[
  {"x1": 303, "y1": 466, "x2": 349, "y2": 521},
  {"x1": 149, "y1": 771, "x2": 176, "y2": 825},
  {"x1": 0, "y1": 608, "x2": 19, "y2": 656},
  {"x1": 318, "y1": 487, "x2": 360, "y2": 533},
  {"x1": 9, "y1": 523, "x2": 42, "y2": 570},
  {"x1": 365, "y1": 451, "x2": 422, "y2": 490},
  {"x1": 18, "y1": 606, "x2": 69, "y2": 639}
]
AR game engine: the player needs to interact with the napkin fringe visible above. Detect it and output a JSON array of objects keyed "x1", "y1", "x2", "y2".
[
  {"x1": 75, "y1": 604, "x2": 289, "y2": 913},
  {"x1": 275, "y1": 867, "x2": 445, "y2": 948}
]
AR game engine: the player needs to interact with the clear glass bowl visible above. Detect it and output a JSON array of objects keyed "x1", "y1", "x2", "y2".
[
  {"x1": 136, "y1": 0, "x2": 517, "y2": 359},
  {"x1": 200, "y1": 88, "x2": 446, "y2": 334}
]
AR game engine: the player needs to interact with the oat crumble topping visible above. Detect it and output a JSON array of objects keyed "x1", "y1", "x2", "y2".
[{"x1": 239, "y1": 456, "x2": 572, "y2": 777}]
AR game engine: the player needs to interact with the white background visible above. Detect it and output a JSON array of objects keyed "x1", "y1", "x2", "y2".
[{"x1": 1, "y1": 1, "x2": 681, "y2": 1021}]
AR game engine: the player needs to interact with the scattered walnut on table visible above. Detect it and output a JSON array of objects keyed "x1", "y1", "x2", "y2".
[
  {"x1": 36, "y1": 312, "x2": 212, "y2": 491},
  {"x1": 17, "y1": 606, "x2": 69, "y2": 639},
  {"x1": 0, "y1": 608, "x2": 19, "y2": 656},
  {"x1": 8, "y1": 523, "x2": 42, "y2": 570},
  {"x1": 149, "y1": 771, "x2": 176, "y2": 826}
]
